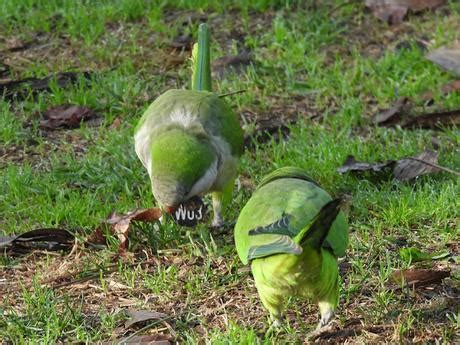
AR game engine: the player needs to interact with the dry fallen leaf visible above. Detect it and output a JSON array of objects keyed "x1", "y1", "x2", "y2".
[
  {"x1": 87, "y1": 208, "x2": 162, "y2": 254},
  {"x1": 0, "y1": 228, "x2": 74, "y2": 254},
  {"x1": 338, "y1": 150, "x2": 444, "y2": 181},
  {"x1": 391, "y1": 268, "x2": 450, "y2": 287},
  {"x1": 421, "y1": 80, "x2": 460, "y2": 101},
  {"x1": 212, "y1": 51, "x2": 252, "y2": 79},
  {"x1": 40, "y1": 105, "x2": 97, "y2": 130},
  {"x1": 0, "y1": 71, "x2": 92, "y2": 101},
  {"x1": 337, "y1": 155, "x2": 393, "y2": 174},
  {"x1": 373, "y1": 97, "x2": 410, "y2": 126},
  {"x1": 393, "y1": 150, "x2": 440, "y2": 181},
  {"x1": 125, "y1": 309, "x2": 169, "y2": 328},
  {"x1": 427, "y1": 44, "x2": 460, "y2": 77},
  {"x1": 365, "y1": 0, "x2": 446, "y2": 25},
  {"x1": 374, "y1": 97, "x2": 460, "y2": 129}
]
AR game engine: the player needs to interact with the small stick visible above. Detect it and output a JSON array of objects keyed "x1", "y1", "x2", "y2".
[
  {"x1": 219, "y1": 89, "x2": 246, "y2": 98},
  {"x1": 407, "y1": 157, "x2": 460, "y2": 177}
]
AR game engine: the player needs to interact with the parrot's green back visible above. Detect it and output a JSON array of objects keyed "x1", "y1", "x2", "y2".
[{"x1": 235, "y1": 167, "x2": 348, "y2": 265}]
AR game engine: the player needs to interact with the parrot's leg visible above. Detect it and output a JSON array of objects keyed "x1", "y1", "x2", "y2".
[
  {"x1": 211, "y1": 178, "x2": 234, "y2": 228},
  {"x1": 317, "y1": 301, "x2": 335, "y2": 329},
  {"x1": 211, "y1": 191, "x2": 224, "y2": 227}
]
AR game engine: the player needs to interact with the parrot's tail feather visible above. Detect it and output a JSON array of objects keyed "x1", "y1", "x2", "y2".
[
  {"x1": 191, "y1": 23, "x2": 212, "y2": 91},
  {"x1": 297, "y1": 198, "x2": 342, "y2": 248}
]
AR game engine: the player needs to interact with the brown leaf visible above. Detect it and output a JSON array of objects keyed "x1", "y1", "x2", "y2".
[
  {"x1": 0, "y1": 228, "x2": 74, "y2": 254},
  {"x1": 427, "y1": 44, "x2": 460, "y2": 77},
  {"x1": 421, "y1": 80, "x2": 460, "y2": 101},
  {"x1": 375, "y1": 98, "x2": 460, "y2": 129},
  {"x1": 212, "y1": 51, "x2": 252, "y2": 79},
  {"x1": 338, "y1": 150, "x2": 444, "y2": 181},
  {"x1": 365, "y1": 0, "x2": 445, "y2": 25},
  {"x1": 337, "y1": 155, "x2": 395, "y2": 174},
  {"x1": 87, "y1": 208, "x2": 162, "y2": 254},
  {"x1": 110, "y1": 117, "x2": 122, "y2": 129},
  {"x1": 39, "y1": 105, "x2": 97, "y2": 130},
  {"x1": 0, "y1": 71, "x2": 93, "y2": 101},
  {"x1": 169, "y1": 34, "x2": 193, "y2": 50},
  {"x1": 391, "y1": 268, "x2": 450, "y2": 287},
  {"x1": 373, "y1": 97, "x2": 410, "y2": 126},
  {"x1": 393, "y1": 150, "x2": 440, "y2": 181},
  {"x1": 125, "y1": 309, "x2": 169, "y2": 328},
  {"x1": 402, "y1": 109, "x2": 460, "y2": 129}
]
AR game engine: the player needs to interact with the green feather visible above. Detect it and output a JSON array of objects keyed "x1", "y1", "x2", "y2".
[
  {"x1": 248, "y1": 213, "x2": 295, "y2": 237},
  {"x1": 191, "y1": 23, "x2": 211, "y2": 92},
  {"x1": 257, "y1": 166, "x2": 320, "y2": 190},
  {"x1": 248, "y1": 236, "x2": 302, "y2": 261},
  {"x1": 295, "y1": 199, "x2": 342, "y2": 248}
]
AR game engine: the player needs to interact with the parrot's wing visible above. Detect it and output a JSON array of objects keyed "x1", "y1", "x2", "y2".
[
  {"x1": 247, "y1": 236, "x2": 302, "y2": 261},
  {"x1": 248, "y1": 213, "x2": 296, "y2": 237}
]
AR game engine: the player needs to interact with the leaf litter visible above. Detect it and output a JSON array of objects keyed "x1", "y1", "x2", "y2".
[
  {"x1": 0, "y1": 71, "x2": 93, "y2": 101},
  {"x1": 374, "y1": 97, "x2": 460, "y2": 129},
  {"x1": 365, "y1": 0, "x2": 446, "y2": 25},
  {"x1": 39, "y1": 104, "x2": 98, "y2": 130},
  {"x1": 427, "y1": 43, "x2": 460, "y2": 77},
  {"x1": 87, "y1": 208, "x2": 162, "y2": 255},
  {"x1": 391, "y1": 268, "x2": 451, "y2": 287},
  {"x1": 0, "y1": 228, "x2": 74, "y2": 254},
  {"x1": 337, "y1": 150, "x2": 457, "y2": 181}
]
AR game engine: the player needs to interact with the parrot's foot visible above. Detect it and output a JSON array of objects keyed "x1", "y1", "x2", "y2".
[
  {"x1": 264, "y1": 317, "x2": 284, "y2": 338},
  {"x1": 316, "y1": 309, "x2": 334, "y2": 330},
  {"x1": 211, "y1": 215, "x2": 224, "y2": 228},
  {"x1": 307, "y1": 323, "x2": 335, "y2": 342}
]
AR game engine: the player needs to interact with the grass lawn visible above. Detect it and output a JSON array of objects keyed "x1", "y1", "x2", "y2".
[{"x1": 1, "y1": 0, "x2": 459, "y2": 343}]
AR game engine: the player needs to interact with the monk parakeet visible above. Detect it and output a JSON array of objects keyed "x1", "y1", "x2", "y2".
[
  {"x1": 234, "y1": 167, "x2": 349, "y2": 329},
  {"x1": 134, "y1": 23, "x2": 244, "y2": 227}
]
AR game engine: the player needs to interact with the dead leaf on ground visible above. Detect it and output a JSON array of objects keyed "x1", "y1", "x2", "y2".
[
  {"x1": 391, "y1": 268, "x2": 451, "y2": 287},
  {"x1": 365, "y1": 0, "x2": 446, "y2": 25},
  {"x1": 0, "y1": 228, "x2": 74, "y2": 254},
  {"x1": 125, "y1": 309, "x2": 169, "y2": 328},
  {"x1": 338, "y1": 150, "x2": 442, "y2": 181},
  {"x1": 0, "y1": 71, "x2": 93, "y2": 101},
  {"x1": 374, "y1": 97, "x2": 460, "y2": 129},
  {"x1": 393, "y1": 150, "x2": 440, "y2": 181},
  {"x1": 87, "y1": 208, "x2": 162, "y2": 254},
  {"x1": 169, "y1": 34, "x2": 193, "y2": 51},
  {"x1": 427, "y1": 44, "x2": 460, "y2": 77},
  {"x1": 212, "y1": 50, "x2": 252, "y2": 79},
  {"x1": 39, "y1": 104, "x2": 97, "y2": 130},
  {"x1": 421, "y1": 80, "x2": 460, "y2": 102},
  {"x1": 373, "y1": 97, "x2": 410, "y2": 126}
]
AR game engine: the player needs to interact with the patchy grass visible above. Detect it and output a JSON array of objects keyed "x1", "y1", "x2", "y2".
[{"x1": 1, "y1": 0, "x2": 459, "y2": 343}]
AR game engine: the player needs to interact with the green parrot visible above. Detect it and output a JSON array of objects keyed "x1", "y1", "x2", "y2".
[
  {"x1": 234, "y1": 167, "x2": 349, "y2": 329},
  {"x1": 134, "y1": 23, "x2": 244, "y2": 227}
]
